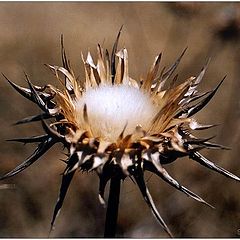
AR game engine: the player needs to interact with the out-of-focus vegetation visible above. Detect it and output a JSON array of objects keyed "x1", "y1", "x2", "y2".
[{"x1": 0, "y1": 2, "x2": 239, "y2": 237}]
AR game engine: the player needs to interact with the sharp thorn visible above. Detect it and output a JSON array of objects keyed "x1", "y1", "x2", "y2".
[
  {"x1": 6, "y1": 134, "x2": 48, "y2": 144},
  {"x1": 0, "y1": 137, "x2": 56, "y2": 180},
  {"x1": 190, "y1": 151, "x2": 240, "y2": 182}
]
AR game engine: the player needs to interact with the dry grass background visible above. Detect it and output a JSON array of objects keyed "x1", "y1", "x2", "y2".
[{"x1": 0, "y1": 2, "x2": 240, "y2": 237}]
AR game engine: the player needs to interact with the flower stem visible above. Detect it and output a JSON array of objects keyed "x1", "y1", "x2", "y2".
[{"x1": 104, "y1": 176, "x2": 121, "y2": 238}]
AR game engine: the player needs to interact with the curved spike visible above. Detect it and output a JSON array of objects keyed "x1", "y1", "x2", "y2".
[
  {"x1": 130, "y1": 166, "x2": 173, "y2": 238},
  {"x1": 111, "y1": 25, "x2": 123, "y2": 83},
  {"x1": 158, "y1": 47, "x2": 187, "y2": 92},
  {"x1": 169, "y1": 74, "x2": 178, "y2": 89},
  {"x1": 184, "y1": 59, "x2": 210, "y2": 98},
  {"x1": 201, "y1": 141, "x2": 231, "y2": 150},
  {"x1": 0, "y1": 137, "x2": 56, "y2": 180},
  {"x1": 180, "y1": 90, "x2": 212, "y2": 106},
  {"x1": 190, "y1": 151, "x2": 240, "y2": 182},
  {"x1": 63, "y1": 152, "x2": 80, "y2": 174},
  {"x1": 4, "y1": 73, "x2": 55, "y2": 108},
  {"x1": 189, "y1": 120, "x2": 219, "y2": 130},
  {"x1": 3, "y1": 74, "x2": 55, "y2": 110},
  {"x1": 14, "y1": 113, "x2": 52, "y2": 125},
  {"x1": 142, "y1": 53, "x2": 162, "y2": 91},
  {"x1": 7, "y1": 134, "x2": 48, "y2": 144},
  {"x1": 117, "y1": 121, "x2": 128, "y2": 141},
  {"x1": 185, "y1": 135, "x2": 216, "y2": 145},
  {"x1": 82, "y1": 104, "x2": 94, "y2": 137},
  {"x1": 26, "y1": 77, "x2": 48, "y2": 112},
  {"x1": 3, "y1": 73, "x2": 32, "y2": 100},
  {"x1": 50, "y1": 163, "x2": 76, "y2": 233},
  {"x1": 61, "y1": 34, "x2": 71, "y2": 72},
  {"x1": 41, "y1": 119, "x2": 65, "y2": 141},
  {"x1": 60, "y1": 36, "x2": 75, "y2": 94},
  {"x1": 144, "y1": 160, "x2": 214, "y2": 209},
  {"x1": 195, "y1": 59, "x2": 210, "y2": 85},
  {"x1": 187, "y1": 77, "x2": 225, "y2": 117}
]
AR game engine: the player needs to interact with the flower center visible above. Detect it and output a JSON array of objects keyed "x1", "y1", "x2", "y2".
[{"x1": 75, "y1": 85, "x2": 158, "y2": 141}]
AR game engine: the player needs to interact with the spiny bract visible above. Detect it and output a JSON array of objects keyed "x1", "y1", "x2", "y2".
[{"x1": 1, "y1": 29, "x2": 240, "y2": 237}]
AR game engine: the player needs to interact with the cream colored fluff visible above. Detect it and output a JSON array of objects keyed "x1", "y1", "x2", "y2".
[{"x1": 75, "y1": 85, "x2": 158, "y2": 141}]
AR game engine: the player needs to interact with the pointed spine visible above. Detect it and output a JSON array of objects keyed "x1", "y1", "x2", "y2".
[
  {"x1": 111, "y1": 25, "x2": 123, "y2": 84},
  {"x1": 190, "y1": 151, "x2": 240, "y2": 182},
  {"x1": 0, "y1": 137, "x2": 56, "y2": 180}
]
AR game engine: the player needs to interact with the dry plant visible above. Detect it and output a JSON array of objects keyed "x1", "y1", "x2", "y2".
[{"x1": 1, "y1": 28, "x2": 240, "y2": 237}]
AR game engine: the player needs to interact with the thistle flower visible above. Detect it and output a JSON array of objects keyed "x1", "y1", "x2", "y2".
[{"x1": 1, "y1": 29, "x2": 240, "y2": 237}]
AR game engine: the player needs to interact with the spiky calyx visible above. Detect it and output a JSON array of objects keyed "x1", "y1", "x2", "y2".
[{"x1": 1, "y1": 30, "x2": 240, "y2": 237}]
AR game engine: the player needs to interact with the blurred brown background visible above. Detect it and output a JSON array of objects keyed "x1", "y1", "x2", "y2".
[{"x1": 0, "y1": 2, "x2": 240, "y2": 238}]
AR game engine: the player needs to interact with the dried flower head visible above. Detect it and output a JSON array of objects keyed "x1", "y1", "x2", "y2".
[{"x1": 1, "y1": 29, "x2": 240, "y2": 237}]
